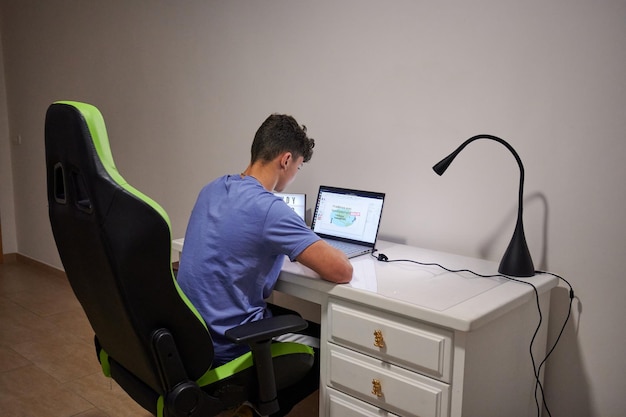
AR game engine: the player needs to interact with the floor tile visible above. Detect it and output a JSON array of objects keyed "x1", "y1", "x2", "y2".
[
  {"x1": 45, "y1": 307, "x2": 95, "y2": 346},
  {"x1": 12, "y1": 333, "x2": 100, "y2": 384},
  {"x1": 70, "y1": 409, "x2": 110, "y2": 417},
  {"x1": 0, "y1": 365, "x2": 93, "y2": 417},
  {"x1": 0, "y1": 346, "x2": 31, "y2": 372},
  {"x1": 64, "y1": 372, "x2": 154, "y2": 417},
  {"x1": 0, "y1": 261, "x2": 66, "y2": 296},
  {"x1": 4, "y1": 282, "x2": 81, "y2": 318},
  {"x1": 0, "y1": 297, "x2": 60, "y2": 346}
]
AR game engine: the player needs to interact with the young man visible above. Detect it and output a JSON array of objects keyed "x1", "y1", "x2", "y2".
[{"x1": 177, "y1": 114, "x2": 353, "y2": 416}]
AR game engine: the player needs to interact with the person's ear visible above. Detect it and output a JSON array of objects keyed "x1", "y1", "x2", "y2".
[{"x1": 280, "y1": 152, "x2": 292, "y2": 170}]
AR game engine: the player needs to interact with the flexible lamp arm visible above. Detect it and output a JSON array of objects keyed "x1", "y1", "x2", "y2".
[
  {"x1": 433, "y1": 134, "x2": 535, "y2": 277},
  {"x1": 433, "y1": 134, "x2": 525, "y2": 220}
]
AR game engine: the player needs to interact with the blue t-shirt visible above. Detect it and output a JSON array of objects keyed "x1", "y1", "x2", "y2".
[{"x1": 177, "y1": 174, "x2": 320, "y2": 365}]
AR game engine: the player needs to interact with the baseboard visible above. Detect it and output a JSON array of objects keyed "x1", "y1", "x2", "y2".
[
  {"x1": 5, "y1": 253, "x2": 66, "y2": 278},
  {"x1": 2, "y1": 253, "x2": 18, "y2": 263}
]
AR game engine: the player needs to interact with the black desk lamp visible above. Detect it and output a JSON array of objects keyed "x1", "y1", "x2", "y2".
[{"x1": 433, "y1": 134, "x2": 535, "y2": 277}]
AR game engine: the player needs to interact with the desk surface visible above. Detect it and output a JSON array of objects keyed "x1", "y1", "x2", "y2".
[{"x1": 172, "y1": 238, "x2": 557, "y2": 332}]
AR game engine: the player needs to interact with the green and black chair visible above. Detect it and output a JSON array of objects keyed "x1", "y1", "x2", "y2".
[{"x1": 44, "y1": 101, "x2": 314, "y2": 417}]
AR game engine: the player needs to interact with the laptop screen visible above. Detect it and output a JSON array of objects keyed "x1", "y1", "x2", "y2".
[
  {"x1": 274, "y1": 192, "x2": 306, "y2": 220},
  {"x1": 311, "y1": 186, "x2": 385, "y2": 245}
]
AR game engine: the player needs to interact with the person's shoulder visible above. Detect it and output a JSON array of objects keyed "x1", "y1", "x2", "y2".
[
  {"x1": 201, "y1": 174, "x2": 250, "y2": 192},
  {"x1": 200, "y1": 174, "x2": 229, "y2": 189}
]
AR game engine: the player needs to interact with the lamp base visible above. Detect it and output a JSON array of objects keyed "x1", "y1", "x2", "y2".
[{"x1": 498, "y1": 220, "x2": 535, "y2": 277}]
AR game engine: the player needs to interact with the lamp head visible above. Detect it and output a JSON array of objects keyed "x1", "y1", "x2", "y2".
[{"x1": 432, "y1": 153, "x2": 457, "y2": 176}]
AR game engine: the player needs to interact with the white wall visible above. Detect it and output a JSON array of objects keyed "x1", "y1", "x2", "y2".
[{"x1": 1, "y1": 1, "x2": 625, "y2": 415}]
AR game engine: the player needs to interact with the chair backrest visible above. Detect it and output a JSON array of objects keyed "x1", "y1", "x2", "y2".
[{"x1": 45, "y1": 101, "x2": 213, "y2": 393}]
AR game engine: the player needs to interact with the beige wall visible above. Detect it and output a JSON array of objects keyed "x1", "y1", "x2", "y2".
[{"x1": 2, "y1": 1, "x2": 626, "y2": 415}]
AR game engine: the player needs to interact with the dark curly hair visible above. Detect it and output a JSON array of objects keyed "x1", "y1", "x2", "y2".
[{"x1": 250, "y1": 114, "x2": 315, "y2": 163}]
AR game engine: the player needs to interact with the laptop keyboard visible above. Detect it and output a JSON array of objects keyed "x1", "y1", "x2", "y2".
[{"x1": 326, "y1": 239, "x2": 368, "y2": 256}]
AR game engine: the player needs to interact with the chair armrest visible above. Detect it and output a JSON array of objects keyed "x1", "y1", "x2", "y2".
[
  {"x1": 224, "y1": 314, "x2": 307, "y2": 345},
  {"x1": 224, "y1": 314, "x2": 309, "y2": 415}
]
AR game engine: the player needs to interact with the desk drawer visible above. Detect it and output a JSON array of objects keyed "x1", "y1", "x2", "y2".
[
  {"x1": 328, "y1": 344, "x2": 449, "y2": 417},
  {"x1": 327, "y1": 387, "x2": 401, "y2": 417},
  {"x1": 328, "y1": 299, "x2": 453, "y2": 381}
]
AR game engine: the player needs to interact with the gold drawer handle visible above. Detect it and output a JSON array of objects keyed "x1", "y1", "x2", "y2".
[
  {"x1": 371, "y1": 379, "x2": 383, "y2": 397},
  {"x1": 373, "y1": 329, "x2": 385, "y2": 348}
]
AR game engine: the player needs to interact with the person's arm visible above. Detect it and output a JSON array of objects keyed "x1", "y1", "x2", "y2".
[{"x1": 295, "y1": 240, "x2": 353, "y2": 283}]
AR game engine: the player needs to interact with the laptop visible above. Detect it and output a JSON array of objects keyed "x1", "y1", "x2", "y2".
[
  {"x1": 274, "y1": 192, "x2": 306, "y2": 220},
  {"x1": 311, "y1": 185, "x2": 385, "y2": 258}
]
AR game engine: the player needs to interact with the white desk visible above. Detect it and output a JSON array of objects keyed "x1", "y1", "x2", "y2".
[{"x1": 172, "y1": 238, "x2": 557, "y2": 417}]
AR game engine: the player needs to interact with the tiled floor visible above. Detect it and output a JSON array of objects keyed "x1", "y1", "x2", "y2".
[{"x1": 0, "y1": 258, "x2": 317, "y2": 417}]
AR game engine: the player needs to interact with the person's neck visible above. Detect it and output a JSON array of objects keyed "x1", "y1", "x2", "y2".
[{"x1": 240, "y1": 163, "x2": 277, "y2": 192}]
